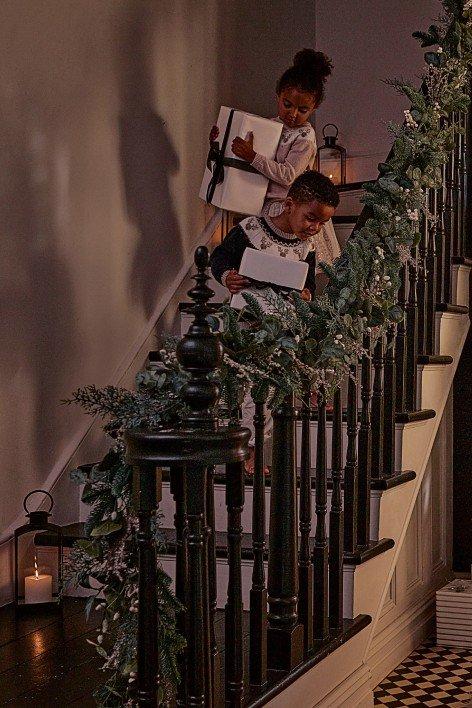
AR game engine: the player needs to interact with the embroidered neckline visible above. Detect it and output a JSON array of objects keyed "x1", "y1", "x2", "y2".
[{"x1": 261, "y1": 217, "x2": 302, "y2": 245}]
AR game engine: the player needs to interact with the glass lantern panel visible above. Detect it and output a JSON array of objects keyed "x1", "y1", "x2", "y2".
[
  {"x1": 318, "y1": 148, "x2": 343, "y2": 185},
  {"x1": 16, "y1": 532, "x2": 59, "y2": 605}
]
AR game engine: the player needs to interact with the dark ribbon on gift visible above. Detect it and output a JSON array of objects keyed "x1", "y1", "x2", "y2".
[
  {"x1": 242, "y1": 278, "x2": 302, "y2": 294},
  {"x1": 205, "y1": 109, "x2": 260, "y2": 204}
]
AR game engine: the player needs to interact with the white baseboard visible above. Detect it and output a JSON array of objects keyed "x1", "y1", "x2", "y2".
[{"x1": 368, "y1": 592, "x2": 436, "y2": 688}]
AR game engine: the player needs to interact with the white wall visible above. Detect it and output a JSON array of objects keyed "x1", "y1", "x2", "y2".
[{"x1": 314, "y1": 0, "x2": 443, "y2": 181}]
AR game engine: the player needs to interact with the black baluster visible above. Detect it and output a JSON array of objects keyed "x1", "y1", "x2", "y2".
[
  {"x1": 463, "y1": 107, "x2": 470, "y2": 257},
  {"x1": 371, "y1": 335, "x2": 385, "y2": 479},
  {"x1": 453, "y1": 111, "x2": 461, "y2": 258},
  {"x1": 405, "y1": 251, "x2": 419, "y2": 412},
  {"x1": 344, "y1": 366, "x2": 359, "y2": 554},
  {"x1": 395, "y1": 264, "x2": 408, "y2": 411},
  {"x1": 298, "y1": 381, "x2": 313, "y2": 654},
  {"x1": 436, "y1": 165, "x2": 447, "y2": 305},
  {"x1": 329, "y1": 386, "x2": 344, "y2": 630},
  {"x1": 459, "y1": 110, "x2": 467, "y2": 259},
  {"x1": 426, "y1": 190, "x2": 438, "y2": 355},
  {"x1": 170, "y1": 465, "x2": 188, "y2": 708},
  {"x1": 136, "y1": 462, "x2": 160, "y2": 706},
  {"x1": 225, "y1": 461, "x2": 245, "y2": 706},
  {"x1": 206, "y1": 465, "x2": 219, "y2": 703},
  {"x1": 357, "y1": 336, "x2": 372, "y2": 547},
  {"x1": 417, "y1": 200, "x2": 429, "y2": 356},
  {"x1": 313, "y1": 387, "x2": 329, "y2": 641},
  {"x1": 461, "y1": 108, "x2": 472, "y2": 258},
  {"x1": 383, "y1": 323, "x2": 397, "y2": 478},
  {"x1": 186, "y1": 464, "x2": 210, "y2": 707},
  {"x1": 267, "y1": 394, "x2": 304, "y2": 671},
  {"x1": 249, "y1": 396, "x2": 267, "y2": 686},
  {"x1": 443, "y1": 130, "x2": 453, "y2": 304}
]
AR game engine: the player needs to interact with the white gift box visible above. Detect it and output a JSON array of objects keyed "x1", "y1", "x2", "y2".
[
  {"x1": 200, "y1": 106, "x2": 283, "y2": 215},
  {"x1": 230, "y1": 248, "x2": 308, "y2": 310},
  {"x1": 436, "y1": 579, "x2": 472, "y2": 648}
]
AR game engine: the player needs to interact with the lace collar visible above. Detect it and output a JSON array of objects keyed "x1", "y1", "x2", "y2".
[{"x1": 260, "y1": 217, "x2": 302, "y2": 244}]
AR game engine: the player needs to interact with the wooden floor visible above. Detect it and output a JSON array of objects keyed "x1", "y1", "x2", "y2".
[{"x1": 0, "y1": 598, "x2": 101, "y2": 706}]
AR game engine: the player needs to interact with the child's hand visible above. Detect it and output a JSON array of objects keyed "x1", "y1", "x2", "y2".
[
  {"x1": 209, "y1": 125, "x2": 219, "y2": 143},
  {"x1": 231, "y1": 132, "x2": 256, "y2": 162},
  {"x1": 224, "y1": 269, "x2": 250, "y2": 294},
  {"x1": 301, "y1": 288, "x2": 312, "y2": 301}
]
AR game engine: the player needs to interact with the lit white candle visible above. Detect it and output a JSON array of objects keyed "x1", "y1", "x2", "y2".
[{"x1": 24, "y1": 558, "x2": 52, "y2": 604}]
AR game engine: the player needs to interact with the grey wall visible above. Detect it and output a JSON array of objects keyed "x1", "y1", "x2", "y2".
[
  {"x1": 314, "y1": 0, "x2": 443, "y2": 180},
  {"x1": 0, "y1": 0, "x2": 315, "y2": 602}
]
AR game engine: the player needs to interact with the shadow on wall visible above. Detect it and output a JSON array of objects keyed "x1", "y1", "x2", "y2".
[
  {"x1": 0, "y1": 109, "x2": 79, "y2": 504},
  {"x1": 116, "y1": 2, "x2": 184, "y2": 319}
]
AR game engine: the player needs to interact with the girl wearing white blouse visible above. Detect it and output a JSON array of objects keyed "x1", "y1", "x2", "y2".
[{"x1": 231, "y1": 48, "x2": 341, "y2": 269}]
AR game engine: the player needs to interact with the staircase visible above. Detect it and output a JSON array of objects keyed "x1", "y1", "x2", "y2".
[{"x1": 35, "y1": 107, "x2": 472, "y2": 704}]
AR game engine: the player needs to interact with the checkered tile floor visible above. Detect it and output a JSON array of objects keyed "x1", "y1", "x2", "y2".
[{"x1": 374, "y1": 640, "x2": 472, "y2": 706}]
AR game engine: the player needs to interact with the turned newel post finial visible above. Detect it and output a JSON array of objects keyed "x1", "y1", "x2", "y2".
[{"x1": 177, "y1": 246, "x2": 223, "y2": 430}]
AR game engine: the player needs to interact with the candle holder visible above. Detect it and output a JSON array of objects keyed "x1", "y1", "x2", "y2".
[
  {"x1": 14, "y1": 490, "x2": 63, "y2": 612},
  {"x1": 316, "y1": 123, "x2": 347, "y2": 185}
]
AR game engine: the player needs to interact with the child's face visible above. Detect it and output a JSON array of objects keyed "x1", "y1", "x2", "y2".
[
  {"x1": 284, "y1": 198, "x2": 335, "y2": 240},
  {"x1": 277, "y1": 87, "x2": 317, "y2": 128}
]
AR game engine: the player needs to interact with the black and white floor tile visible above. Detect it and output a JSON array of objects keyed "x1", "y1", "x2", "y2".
[{"x1": 374, "y1": 640, "x2": 472, "y2": 706}]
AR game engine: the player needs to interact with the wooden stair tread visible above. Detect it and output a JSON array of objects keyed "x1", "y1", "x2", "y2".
[
  {"x1": 158, "y1": 528, "x2": 394, "y2": 566},
  {"x1": 436, "y1": 302, "x2": 469, "y2": 314},
  {"x1": 417, "y1": 354, "x2": 453, "y2": 365}
]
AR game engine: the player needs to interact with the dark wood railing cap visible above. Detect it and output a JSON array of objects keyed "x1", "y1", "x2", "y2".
[{"x1": 124, "y1": 425, "x2": 250, "y2": 466}]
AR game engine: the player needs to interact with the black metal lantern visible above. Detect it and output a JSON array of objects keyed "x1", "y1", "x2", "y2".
[
  {"x1": 14, "y1": 490, "x2": 63, "y2": 611},
  {"x1": 316, "y1": 123, "x2": 346, "y2": 185}
]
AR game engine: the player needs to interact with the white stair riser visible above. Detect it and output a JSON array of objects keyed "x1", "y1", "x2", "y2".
[
  {"x1": 158, "y1": 554, "x2": 355, "y2": 617},
  {"x1": 452, "y1": 264, "x2": 471, "y2": 307},
  {"x1": 160, "y1": 481, "x2": 381, "y2": 540}
]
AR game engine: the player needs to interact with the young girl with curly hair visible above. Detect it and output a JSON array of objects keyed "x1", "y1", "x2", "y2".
[{"x1": 229, "y1": 48, "x2": 341, "y2": 268}]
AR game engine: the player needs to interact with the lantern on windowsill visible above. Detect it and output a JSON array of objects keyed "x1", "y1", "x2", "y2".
[
  {"x1": 316, "y1": 123, "x2": 346, "y2": 185},
  {"x1": 14, "y1": 490, "x2": 63, "y2": 612}
]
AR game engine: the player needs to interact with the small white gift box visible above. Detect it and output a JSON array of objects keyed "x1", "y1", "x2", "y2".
[
  {"x1": 230, "y1": 248, "x2": 308, "y2": 310},
  {"x1": 436, "y1": 579, "x2": 472, "y2": 648},
  {"x1": 200, "y1": 106, "x2": 283, "y2": 215}
]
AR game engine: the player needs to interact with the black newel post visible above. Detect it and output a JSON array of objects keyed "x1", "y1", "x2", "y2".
[
  {"x1": 267, "y1": 393, "x2": 304, "y2": 671},
  {"x1": 125, "y1": 247, "x2": 250, "y2": 707}
]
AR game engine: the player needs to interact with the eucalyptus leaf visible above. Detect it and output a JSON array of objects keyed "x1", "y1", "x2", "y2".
[{"x1": 90, "y1": 520, "x2": 123, "y2": 537}]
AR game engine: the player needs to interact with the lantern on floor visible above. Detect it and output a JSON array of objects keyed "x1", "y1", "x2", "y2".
[
  {"x1": 316, "y1": 123, "x2": 346, "y2": 185},
  {"x1": 14, "y1": 490, "x2": 62, "y2": 611}
]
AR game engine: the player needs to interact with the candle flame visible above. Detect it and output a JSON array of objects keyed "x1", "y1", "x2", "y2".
[
  {"x1": 329, "y1": 174, "x2": 333, "y2": 179},
  {"x1": 34, "y1": 555, "x2": 39, "y2": 580}
]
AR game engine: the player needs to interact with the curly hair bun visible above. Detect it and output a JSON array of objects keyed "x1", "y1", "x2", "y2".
[{"x1": 293, "y1": 49, "x2": 332, "y2": 79}]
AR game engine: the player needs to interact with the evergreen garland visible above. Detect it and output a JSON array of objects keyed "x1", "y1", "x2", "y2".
[{"x1": 66, "y1": 2, "x2": 471, "y2": 704}]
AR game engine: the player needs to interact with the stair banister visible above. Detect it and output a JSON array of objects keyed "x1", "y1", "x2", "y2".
[{"x1": 125, "y1": 247, "x2": 250, "y2": 706}]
